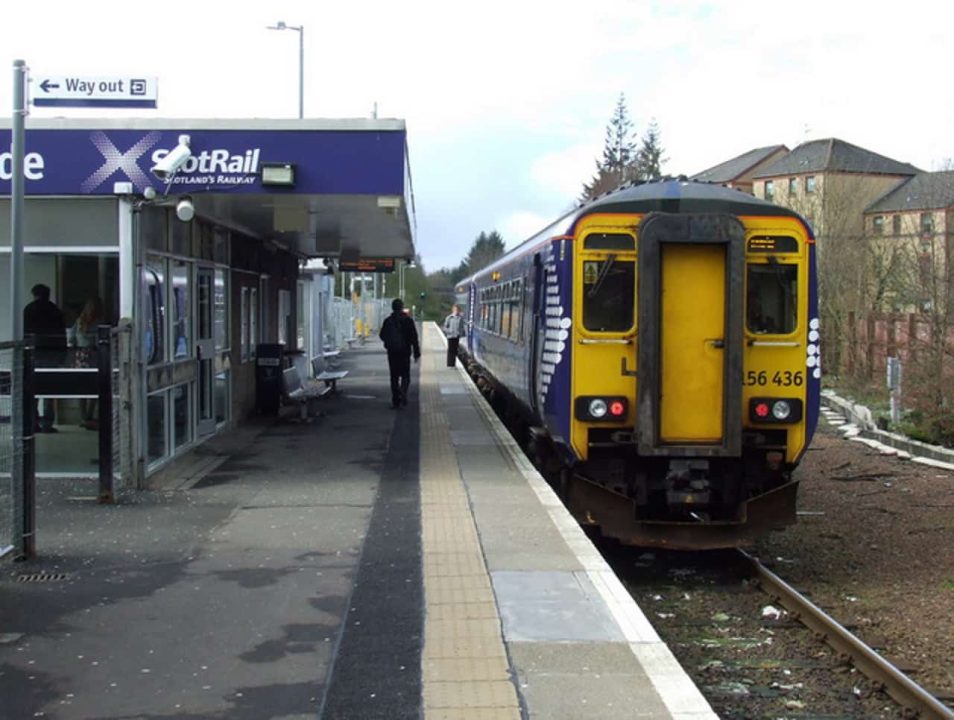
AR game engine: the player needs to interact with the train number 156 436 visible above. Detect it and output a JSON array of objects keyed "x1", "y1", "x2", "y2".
[{"x1": 744, "y1": 370, "x2": 804, "y2": 387}]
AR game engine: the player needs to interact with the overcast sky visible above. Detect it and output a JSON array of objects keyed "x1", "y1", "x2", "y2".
[{"x1": 3, "y1": 0, "x2": 952, "y2": 271}]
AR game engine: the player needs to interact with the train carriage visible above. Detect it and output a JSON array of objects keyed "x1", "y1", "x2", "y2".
[{"x1": 455, "y1": 180, "x2": 819, "y2": 549}]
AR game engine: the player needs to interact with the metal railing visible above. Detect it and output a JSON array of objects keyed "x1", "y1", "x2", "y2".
[{"x1": 0, "y1": 340, "x2": 35, "y2": 561}]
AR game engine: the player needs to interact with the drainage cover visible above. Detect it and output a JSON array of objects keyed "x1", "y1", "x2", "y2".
[{"x1": 16, "y1": 572, "x2": 69, "y2": 583}]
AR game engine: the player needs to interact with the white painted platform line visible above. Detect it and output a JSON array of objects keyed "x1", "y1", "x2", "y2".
[{"x1": 456, "y1": 359, "x2": 718, "y2": 720}]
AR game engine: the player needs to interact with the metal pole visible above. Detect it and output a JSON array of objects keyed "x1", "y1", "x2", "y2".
[
  {"x1": 11, "y1": 60, "x2": 32, "y2": 559},
  {"x1": 20, "y1": 343, "x2": 35, "y2": 559},
  {"x1": 298, "y1": 26, "x2": 304, "y2": 119},
  {"x1": 11, "y1": 59, "x2": 26, "y2": 341},
  {"x1": 97, "y1": 325, "x2": 114, "y2": 504}
]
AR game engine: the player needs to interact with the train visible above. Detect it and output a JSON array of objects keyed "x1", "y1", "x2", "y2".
[{"x1": 454, "y1": 180, "x2": 820, "y2": 549}]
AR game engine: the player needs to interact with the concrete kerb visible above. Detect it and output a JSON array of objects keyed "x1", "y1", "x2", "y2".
[{"x1": 821, "y1": 390, "x2": 954, "y2": 470}]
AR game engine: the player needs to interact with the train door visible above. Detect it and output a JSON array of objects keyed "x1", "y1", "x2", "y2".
[
  {"x1": 636, "y1": 213, "x2": 744, "y2": 456},
  {"x1": 529, "y1": 253, "x2": 545, "y2": 416}
]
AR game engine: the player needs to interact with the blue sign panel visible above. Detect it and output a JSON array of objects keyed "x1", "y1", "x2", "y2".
[{"x1": 0, "y1": 128, "x2": 407, "y2": 196}]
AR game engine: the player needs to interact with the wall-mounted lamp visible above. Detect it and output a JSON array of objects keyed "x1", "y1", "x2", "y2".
[
  {"x1": 176, "y1": 197, "x2": 195, "y2": 222},
  {"x1": 261, "y1": 162, "x2": 296, "y2": 187}
]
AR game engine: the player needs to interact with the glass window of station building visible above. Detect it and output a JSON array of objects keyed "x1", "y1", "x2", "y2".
[{"x1": 0, "y1": 198, "x2": 120, "y2": 474}]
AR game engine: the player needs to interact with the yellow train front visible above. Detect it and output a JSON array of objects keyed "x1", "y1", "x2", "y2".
[{"x1": 461, "y1": 181, "x2": 821, "y2": 550}]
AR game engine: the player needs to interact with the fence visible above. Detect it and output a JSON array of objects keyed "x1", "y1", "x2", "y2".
[
  {"x1": 106, "y1": 321, "x2": 134, "y2": 494},
  {"x1": 328, "y1": 297, "x2": 391, "y2": 349},
  {"x1": 843, "y1": 312, "x2": 950, "y2": 380},
  {"x1": 0, "y1": 340, "x2": 34, "y2": 560}
]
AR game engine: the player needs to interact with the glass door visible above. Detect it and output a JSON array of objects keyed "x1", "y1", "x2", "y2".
[{"x1": 196, "y1": 267, "x2": 216, "y2": 437}]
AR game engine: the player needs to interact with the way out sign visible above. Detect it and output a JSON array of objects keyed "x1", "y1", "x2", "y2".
[{"x1": 33, "y1": 75, "x2": 158, "y2": 109}]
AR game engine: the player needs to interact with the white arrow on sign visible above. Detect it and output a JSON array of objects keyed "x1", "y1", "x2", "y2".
[{"x1": 33, "y1": 75, "x2": 158, "y2": 109}]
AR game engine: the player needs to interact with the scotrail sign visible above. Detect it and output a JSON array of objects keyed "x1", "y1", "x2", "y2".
[{"x1": 33, "y1": 76, "x2": 158, "y2": 109}]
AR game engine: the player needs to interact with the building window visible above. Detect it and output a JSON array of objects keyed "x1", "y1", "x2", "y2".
[
  {"x1": 764, "y1": 180, "x2": 774, "y2": 200},
  {"x1": 892, "y1": 215, "x2": 901, "y2": 235},
  {"x1": 249, "y1": 288, "x2": 258, "y2": 359},
  {"x1": 788, "y1": 177, "x2": 798, "y2": 194},
  {"x1": 920, "y1": 212, "x2": 934, "y2": 235},
  {"x1": 873, "y1": 216, "x2": 884, "y2": 235},
  {"x1": 806, "y1": 176, "x2": 816, "y2": 193},
  {"x1": 240, "y1": 287, "x2": 250, "y2": 362}
]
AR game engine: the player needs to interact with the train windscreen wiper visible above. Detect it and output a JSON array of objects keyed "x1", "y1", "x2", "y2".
[{"x1": 587, "y1": 254, "x2": 617, "y2": 298}]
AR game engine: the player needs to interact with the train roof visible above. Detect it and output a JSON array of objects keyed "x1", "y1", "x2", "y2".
[
  {"x1": 463, "y1": 180, "x2": 809, "y2": 285},
  {"x1": 578, "y1": 179, "x2": 806, "y2": 221}
]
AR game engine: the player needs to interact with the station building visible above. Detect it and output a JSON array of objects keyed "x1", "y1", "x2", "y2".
[{"x1": 0, "y1": 118, "x2": 415, "y2": 485}]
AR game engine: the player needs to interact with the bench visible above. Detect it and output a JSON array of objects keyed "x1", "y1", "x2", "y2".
[
  {"x1": 320, "y1": 349, "x2": 341, "y2": 367},
  {"x1": 282, "y1": 366, "x2": 329, "y2": 421},
  {"x1": 311, "y1": 355, "x2": 348, "y2": 393}
]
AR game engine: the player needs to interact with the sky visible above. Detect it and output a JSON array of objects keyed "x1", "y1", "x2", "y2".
[{"x1": 3, "y1": 0, "x2": 953, "y2": 272}]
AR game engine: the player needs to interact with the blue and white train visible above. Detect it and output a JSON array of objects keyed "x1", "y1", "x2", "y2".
[{"x1": 454, "y1": 180, "x2": 820, "y2": 549}]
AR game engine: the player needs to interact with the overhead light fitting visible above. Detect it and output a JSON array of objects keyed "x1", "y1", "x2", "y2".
[{"x1": 261, "y1": 163, "x2": 296, "y2": 187}]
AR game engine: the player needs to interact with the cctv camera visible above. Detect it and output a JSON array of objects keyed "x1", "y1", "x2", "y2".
[
  {"x1": 151, "y1": 135, "x2": 192, "y2": 182},
  {"x1": 176, "y1": 197, "x2": 195, "y2": 222}
]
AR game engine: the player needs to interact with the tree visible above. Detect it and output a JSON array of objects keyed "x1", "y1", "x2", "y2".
[
  {"x1": 635, "y1": 119, "x2": 666, "y2": 181},
  {"x1": 458, "y1": 230, "x2": 506, "y2": 279},
  {"x1": 580, "y1": 94, "x2": 638, "y2": 202}
]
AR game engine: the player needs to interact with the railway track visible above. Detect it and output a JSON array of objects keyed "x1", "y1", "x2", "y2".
[
  {"x1": 608, "y1": 544, "x2": 953, "y2": 719},
  {"x1": 738, "y1": 549, "x2": 954, "y2": 720}
]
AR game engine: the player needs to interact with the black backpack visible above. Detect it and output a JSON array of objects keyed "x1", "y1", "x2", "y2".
[{"x1": 381, "y1": 316, "x2": 408, "y2": 353}]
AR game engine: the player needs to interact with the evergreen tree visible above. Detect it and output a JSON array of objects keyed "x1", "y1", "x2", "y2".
[
  {"x1": 635, "y1": 119, "x2": 666, "y2": 181},
  {"x1": 580, "y1": 93, "x2": 638, "y2": 202},
  {"x1": 459, "y1": 230, "x2": 506, "y2": 278}
]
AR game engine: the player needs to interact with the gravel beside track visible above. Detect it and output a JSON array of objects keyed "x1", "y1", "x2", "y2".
[{"x1": 754, "y1": 418, "x2": 954, "y2": 707}]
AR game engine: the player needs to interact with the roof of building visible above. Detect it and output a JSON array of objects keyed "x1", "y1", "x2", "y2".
[
  {"x1": 866, "y1": 171, "x2": 954, "y2": 213},
  {"x1": 753, "y1": 138, "x2": 921, "y2": 178},
  {"x1": 690, "y1": 145, "x2": 788, "y2": 183}
]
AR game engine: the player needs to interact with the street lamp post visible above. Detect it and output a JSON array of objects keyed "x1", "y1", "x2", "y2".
[{"x1": 267, "y1": 21, "x2": 304, "y2": 119}]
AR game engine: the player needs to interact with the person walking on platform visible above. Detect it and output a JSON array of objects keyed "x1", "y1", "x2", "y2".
[
  {"x1": 442, "y1": 304, "x2": 465, "y2": 368},
  {"x1": 379, "y1": 298, "x2": 420, "y2": 409}
]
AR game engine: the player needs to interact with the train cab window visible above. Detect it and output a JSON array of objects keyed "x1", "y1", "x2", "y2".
[
  {"x1": 582, "y1": 255, "x2": 636, "y2": 332},
  {"x1": 746, "y1": 263, "x2": 797, "y2": 335}
]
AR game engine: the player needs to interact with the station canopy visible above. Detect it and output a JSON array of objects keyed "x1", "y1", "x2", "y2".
[{"x1": 0, "y1": 118, "x2": 416, "y2": 263}]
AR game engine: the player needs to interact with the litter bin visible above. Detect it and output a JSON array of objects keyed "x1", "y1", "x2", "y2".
[{"x1": 255, "y1": 343, "x2": 284, "y2": 415}]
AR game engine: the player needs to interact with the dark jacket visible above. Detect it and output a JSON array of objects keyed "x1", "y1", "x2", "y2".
[
  {"x1": 24, "y1": 298, "x2": 67, "y2": 352},
  {"x1": 379, "y1": 312, "x2": 420, "y2": 357}
]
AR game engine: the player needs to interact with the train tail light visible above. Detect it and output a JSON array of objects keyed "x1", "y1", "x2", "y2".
[
  {"x1": 749, "y1": 398, "x2": 802, "y2": 424},
  {"x1": 575, "y1": 396, "x2": 628, "y2": 422}
]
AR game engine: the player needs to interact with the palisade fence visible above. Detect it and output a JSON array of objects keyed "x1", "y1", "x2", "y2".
[
  {"x1": 328, "y1": 297, "x2": 391, "y2": 348},
  {"x1": 842, "y1": 311, "x2": 953, "y2": 380},
  {"x1": 0, "y1": 340, "x2": 34, "y2": 560}
]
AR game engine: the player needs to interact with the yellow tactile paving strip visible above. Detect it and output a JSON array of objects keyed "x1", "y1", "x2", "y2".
[{"x1": 419, "y1": 327, "x2": 522, "y2": 720}]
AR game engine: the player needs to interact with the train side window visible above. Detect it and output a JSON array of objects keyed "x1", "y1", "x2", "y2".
[
  {"x1": 746, "y1": 263, "x2": 797, "y2": 334},
  {"x1": 582, "y1": 256, "x2": 635, "y2": 332}
]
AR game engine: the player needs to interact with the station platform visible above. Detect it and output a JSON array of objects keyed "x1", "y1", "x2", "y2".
[{"x1": 0, "y1": 323, "x2": 715, "y2": 719}]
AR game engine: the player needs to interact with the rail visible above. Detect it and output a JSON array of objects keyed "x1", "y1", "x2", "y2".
[{"x1": 738, "y1": 549, "x2": 954, "y2": 719}]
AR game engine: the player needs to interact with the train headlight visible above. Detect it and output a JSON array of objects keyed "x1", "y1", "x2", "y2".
[
  {"x1": 589, "y1": 399, "x2": 608, "y2": 418},
  {"x1": 575, "y1": 396, "x2": 628, "y2": 422},
  {"x1": 749, "y1": 398, "x2": 803, "y2": 424},
  {"x1": 772, "y1": 401, "x2": 792, "y2": 420}
]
